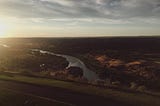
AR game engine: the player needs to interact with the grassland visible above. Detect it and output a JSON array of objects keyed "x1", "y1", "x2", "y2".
[
  {"x1": 0, "y1": 87, "x2": 68, "y2": 106},
  {"x1": 0, "y1": 74, "x2": 160, "y2": 106}
]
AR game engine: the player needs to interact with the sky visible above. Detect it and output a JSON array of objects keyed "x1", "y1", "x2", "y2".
[{"x1": 0, "y1": 0, "x2": 160, "y2": 37}]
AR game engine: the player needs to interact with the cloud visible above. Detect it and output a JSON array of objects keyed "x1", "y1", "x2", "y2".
[{"x1": 0, "y1": 0, "x2": 160, "y2": 24}]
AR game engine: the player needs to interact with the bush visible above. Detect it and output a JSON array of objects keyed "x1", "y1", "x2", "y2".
[
  {"x1": 111, "y1": 81, "x2": 120, "y2": 86},
  {"x1": 21, "y1": 70, "x2": 33, "y2": 76},
  {"x1": 130, "y1": 82, "x2": 138, "y2": 90},
  {"x1": 137, "y1": 85, "x2": 146, "y2": 92}
]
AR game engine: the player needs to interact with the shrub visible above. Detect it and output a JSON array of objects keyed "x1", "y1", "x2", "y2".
[
  {"x1": 137, "y1": 85, "x2": 146, "y2": 92},
  {"x1": 130, "y1": 82, "x2": 138, "y2": 90},
  {"x1": 111, "y1": 81, "x2": 121, "y2": 86}
]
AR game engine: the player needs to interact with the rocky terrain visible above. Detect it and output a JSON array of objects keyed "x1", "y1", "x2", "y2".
[{"x1": 89, "y1": 53, "x2": 160, "y2": 91}]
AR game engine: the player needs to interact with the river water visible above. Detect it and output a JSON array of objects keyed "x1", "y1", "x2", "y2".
[
  {"x1": 0, "y1": 41, "x2": 10, "y2": 48},
  {"x1": 32, "y1": 49, "x2": 98, "y2": 81},
  {"x1": 0, "y1": 41, "x2": 98, "y2": 81}
]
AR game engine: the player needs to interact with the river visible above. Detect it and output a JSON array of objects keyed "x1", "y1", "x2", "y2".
[
  {"x1": 0, "y1": 41, "x2": 10, "y2": 48},
  {"x1": 0, "y1": 40, "x2": 98, "y2": 81},
  {"x1": 32, "y1": 49, "x2": 98, "y2": 81}
]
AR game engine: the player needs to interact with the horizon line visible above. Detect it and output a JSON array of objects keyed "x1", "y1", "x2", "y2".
[{"x1": 0, "y1": 35, "x2": 160, "y2": 39}]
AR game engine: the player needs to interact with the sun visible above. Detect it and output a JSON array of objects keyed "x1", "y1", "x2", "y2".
[{"x1": 0, "y1": 23, "x2": 7, "y2": 37}]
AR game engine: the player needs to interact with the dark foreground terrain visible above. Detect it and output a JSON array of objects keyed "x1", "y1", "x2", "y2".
[
  {"x1": 0, "y1": 74, "x2": 160, "y2": 106},
  {"x1": 0, "y1": 36, "x2": 160, "y2": 106},
  {"x1": 0, "y1": 80, "x2": 127, "y2": 106}
]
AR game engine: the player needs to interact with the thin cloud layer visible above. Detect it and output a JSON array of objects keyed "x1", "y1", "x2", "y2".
[
  {"x1": 0, "y1": 0, "x2": 160, "y2": 37},
  {"x1": 0, "y1": 0, "x2": 160, "y2": 20}
]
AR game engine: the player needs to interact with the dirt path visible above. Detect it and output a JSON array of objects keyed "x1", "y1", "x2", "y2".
[{"x1": 0, "y1": 80, "x2": 129, "y2": 106}]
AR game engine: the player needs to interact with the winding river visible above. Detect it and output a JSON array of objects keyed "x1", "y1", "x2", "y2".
[
  {"x1": 32, "y1": 49, "x2": 99, "y2": 81},
  {"x1": 0, "y1": 41, "x2": 98, "y2": 81},
  {"x1": 0, "y1": 41, "x2": 10, "y2": 48}
]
